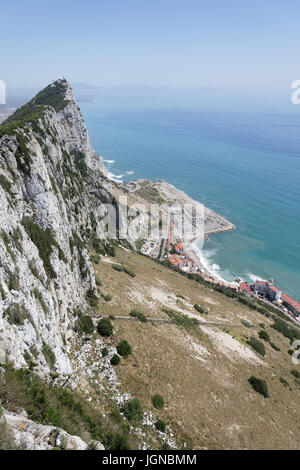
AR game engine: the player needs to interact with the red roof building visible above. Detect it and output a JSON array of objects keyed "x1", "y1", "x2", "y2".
[
  {"x1": 240, "y1": 282, "x2": 252, "y2": 294},
  {"x1": 282, "y1": 294, "x2": 300, "y2": 316}
]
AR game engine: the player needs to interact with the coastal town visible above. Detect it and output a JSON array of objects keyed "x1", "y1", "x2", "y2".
[{"x1": 140, "y1": 223, "x2": 300, "y2": 326}]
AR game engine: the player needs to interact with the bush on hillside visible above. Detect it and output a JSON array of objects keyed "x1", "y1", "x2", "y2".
[
  {"x1": 130, "y1": 308, "x2": 147, "y2": 323},
  {"x1": 101, "y1": 347, "x2": 109, "y2": 358},
  {"x1": 75, "y1": 315, "x2": 94, "y2": 335},
  {"x1": 248, "y1": 376, "x2": 269, "y2": 398},
  {"x1": 291, "y1": 369, "x2": 300, "y2": 379},
  {"x1": 97, "y1": 318, "x2": 113, "y2": 337},
  {"x1": 259, "y1": 330, "x2": 270, "y2": 342},
  {"x1": 117, "y1": 341, "x2": 132, "y2": 358},
  {"x1": 151, "y1": 394, "x2": 164, "y2": 409},
  {"x1": 110, "y1": 354, "x2": 120, "y2": 366},
  {"x1": 247, "y1": 337, "x2": 266, "y2": 356},
  {"x1": 122, "y1": 398, "x2": 144, "y2": 424},
  {"x1": 155, "y1": 419, "x2": 166, "y2": 432},
  {"x1": 194, "y1": 304, "x2": 207, "y2": 314}
]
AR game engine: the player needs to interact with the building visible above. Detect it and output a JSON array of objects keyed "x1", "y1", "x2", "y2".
[
  {"x1": 254, "y1": 280, "x2": 281, "y2": 302},
  {"x1": 175, "y1": 242, "x2": 184, "y2": 254},
  {"x1": 239, "y1": 282, "x2": 252, "y2": 294},
  {"x1": 282, "y1": 294, "x2": 300, "y2": 317},
  {"x1": 169, "y1": 255, "x2": 183, "y2": 269}
]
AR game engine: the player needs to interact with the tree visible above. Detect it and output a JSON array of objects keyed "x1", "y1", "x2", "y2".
[
  {"x1": 122, "y1": 398, "x2": 144, "y2": 424},
  {"x1": 97, "y1": 318, "x2": 113, "y2": 337},
  {"x1": 117, "y1": 341, "x2": 132, "y2": 358},
  {"x1": 101, "y1": 347, "x2": 109, "y2": 357},
  {"x1": 248, "y1": 376, "x2": 269, "y2": 398},
  {"x1": 151, "y1": 394, "x2": 164, "y2": 409},
  {"x1": 259, "y1": 330, "x2": 270, "y2": 342},
  {"x1": 110, "y1": 354, "x2": 120, "y2": 365},
  {"x1": 155, "y1": 419, "x2": 166, "y2": 432},
  {"x1": 247, "y1": 337, "x2": 266, "y2": 356}
]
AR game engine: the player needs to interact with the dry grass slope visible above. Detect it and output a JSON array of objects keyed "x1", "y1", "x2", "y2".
[{"x1": 91, "y1": 247, "x2": 300, "y2": 449}]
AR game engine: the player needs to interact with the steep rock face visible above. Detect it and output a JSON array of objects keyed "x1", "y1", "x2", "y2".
[
  {"x1": 0, "y1": 80, "x2": 110, "y2": 376},
  {"x1": 1, "y1": 407, "x2": 104, "y2": 450}
]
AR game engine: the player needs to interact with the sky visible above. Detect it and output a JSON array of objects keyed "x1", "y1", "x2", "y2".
[{"x1": 1, "y1": 0, "x2": 300, "y2": 93}]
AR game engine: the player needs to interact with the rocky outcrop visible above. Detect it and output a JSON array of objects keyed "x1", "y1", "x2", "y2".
[
  {"x1": 1, "y1": 407, "x2": 104, "y2": 450},
  {"x1": 0, "y1": 79, "x2": 110, "y2": 376}
]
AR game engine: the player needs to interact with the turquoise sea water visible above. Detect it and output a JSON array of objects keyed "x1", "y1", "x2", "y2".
[{"x1": 81, "y1": 102, "x2": 300, "y2": 301}]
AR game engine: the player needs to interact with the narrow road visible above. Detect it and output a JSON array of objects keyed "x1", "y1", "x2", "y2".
[{"x1": 92, "y1": 315, "x2": 246, "y2": 328}]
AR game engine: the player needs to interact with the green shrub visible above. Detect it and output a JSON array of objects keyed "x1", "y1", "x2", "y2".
[
  {"x1": 280, "y1": 377, "x2": 289, "y2": 388},
  {"x1": 42, "y1": 342, "x2": 56, "y2": 369},
  {"x1": 33, "y1": 288, "x2": 48, "y2": 314},
  {"x1": 248, "y1": 376, "x2": 269, "y2": 398},
  {"x1": 162, "y1": 308, "x2": 198, "y2": 332},
  {"x1": 122, "y1": 398, "x2": 144, "y2": 424},
  {"x1": 86, "y1": 288, "x2": 98, "y2": 308},
  {"x1": 270, "y1": 342, "x2": 280, "y2": 352},
  {"x1": 75, "y1": 315, "x2": 94, "y2": 335},
  {"x1": 117, "y1": 341, "x2": 132, "y2": 358},
  {"x1": 247, "y1": 337, "x2": 266, "y2": 356},
  {"x1": 104, "y1": 294, "x2": 112, "y2": 302},
  {"x1": 151, "y1": 394, "x2": 164, "y2": 409},
  {"x1": 155, "y1": 419, "x2": 166, "y2": 432},
  {"x1": 112, "y1": 264, "x2": 136, "y2": 277},
  {"x1": 3, "y1": 303, "x2": 31, "y2": 325},
  {"x1": 110, "y1": 354, "x2": 120, "y2": 366},
  {"x1": 95, "y1": 275, "x2": 102, "y2": 286},
  {"x1": 101, "y1": 347, "x2": 109, "y2": 358},
  {"x1": 291, "y1": 369, "x2": 300, "y2": 379},
  {"x1": 97, "y1": 318, "x2": 113, "y2": 337},
  {"x1": 130, "y1": 308, "x2": 147, "y2": 323},
  {"x1": 259, "y1": 330, "x2": 270, "y2": 342},
  {"x1": 90, "y1": 254, "x2": 100, "y2": 264},
  {"x1": 194, "y1": 304, "x2": 207, "y2": 314},
  {"x1": 22, "y1": 217, "x2": 63, "y2": 279}
]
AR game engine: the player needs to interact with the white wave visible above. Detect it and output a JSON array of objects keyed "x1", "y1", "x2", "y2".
[
  {"x1": 104, "y1": 159, "x2": 115, "y2": 164},
  {"x1": 247, "y1": 273, "x2": 266, "y2": 283},
  {"x1": 125, "y1": 171, "x2": 135, "y2": 175},
  {"x1": 107, "y1": 171, "x2": 124, "y2": 183},
  {"x1": 191, "y1": 240, "x2": 228, "y2": 283}
]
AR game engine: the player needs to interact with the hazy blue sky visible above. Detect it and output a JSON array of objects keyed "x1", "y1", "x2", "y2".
[{"x1": 1, "y1": 0, "x2": 299, "y2": 91}]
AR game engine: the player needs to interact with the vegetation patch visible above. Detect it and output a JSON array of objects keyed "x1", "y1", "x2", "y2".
[
  {"x1": 75, "y1": 314, "x2": 94, "y2": 335},
  {"x1": 117, "y1": 341, "x2": 132, "y2": 358},
  {"x1": 194, "y1": 304, "x2": 207, "y2": 314},
  {"x1": 112, "y1": 264, "x2": 136, "y2": 278},
  {"x1": 110, "y1": 354, "x2": 121, "y2": 366},
  {"x1": 86, "y1": 288, "x2": 99, "y2": 308},
  {"x1": 0, "y1": 365, "x2": 133, "y2": 450},
  {"x1": 259, "y1": 330, "x2": 270, "y2": 342},
  {"x1": 22, "y1": 217, "x2": 65, "y2": 279},
  {"x1": 42, "y1": 342, "x2": 56, "y2": 369},
  {"x1": 155, "y1": 419, "x2": 166, "y2": 432},
  {"x1": 3, "y1": 303, "x2": 31, "y2": 326},
  {"x1": 151, "y1": 394, "x2": 164, "y2": 410},
  {"x1": 248, "y1": 376, "x2": 269, "y2": 398},
  {"x1": 130, "y1": 308, "x2": 147, "y2": 323},
  {"x1": 162, "y1": 307, "x2": 198, "y2": 332},
  {"x1": 291, "y1": 369, "x2": 300, "y2": 379},
  {"x1": 97, "y1": 318, "x2": 113, "y2": 337},
  {"x1": 247, "y1": 337, "x2": 266, "y2": 357},
  {"x1": 33, "y1": 288, "x2": 48, "y2": 314},
  {"x1": 122, "y1": 398, "x2": 144, "y2": 424}
]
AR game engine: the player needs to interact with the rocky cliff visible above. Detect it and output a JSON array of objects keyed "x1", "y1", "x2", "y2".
[{"x1": 0, "y1": 79, "x2": 112, "y2": 376}]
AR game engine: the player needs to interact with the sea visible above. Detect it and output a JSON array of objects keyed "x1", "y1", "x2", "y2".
[{"x1": 80, "y1": 97, "x2": 300, "y2": 302}]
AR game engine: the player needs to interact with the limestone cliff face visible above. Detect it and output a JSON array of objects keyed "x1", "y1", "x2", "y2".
[{"x1": 0, "y1": 80, "x2": 111, "y2": 375}]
